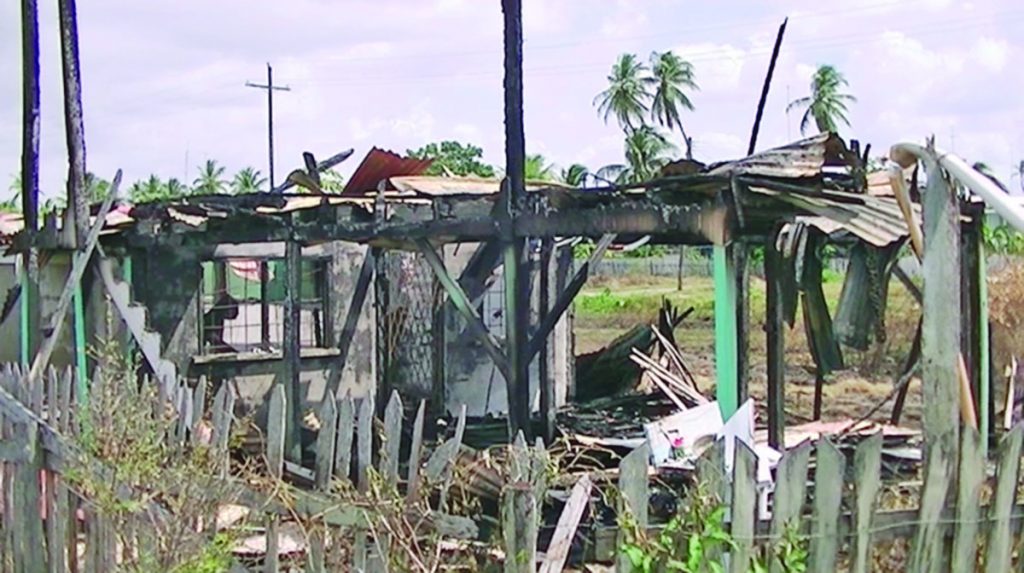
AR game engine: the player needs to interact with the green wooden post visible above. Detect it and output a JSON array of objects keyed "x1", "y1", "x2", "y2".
[
  {"x1": 713, "y1": 244, "x2": 738, "y2": 419},
  {"x1": 73, "y1": 283, "x2": 88, "y2": 400},
  {"x1": 19, "y1": 269, "x2": 30, "y2": 366},
  {"x1": 978, "y1": 240, "x2": 989, "y2": 453}
]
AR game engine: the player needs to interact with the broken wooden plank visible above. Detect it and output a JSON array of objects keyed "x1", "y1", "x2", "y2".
[
  {"x1": 314, "y1": 396, "x2": 337, "y2": 491},
  {"x1": 538, "y1": 474, "x2": 592, "y2": 573},
  {"x1": 768, "y1": 442, "x2": 811, "y2": 573},
  {"x1": 381, "y1": 391, "x2": 402, "y2": 486},
  {"x1": 849, "y1": 433, "x2": 882, "y2": 573}
]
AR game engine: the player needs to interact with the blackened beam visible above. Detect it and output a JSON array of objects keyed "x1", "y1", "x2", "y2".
[
  {"x1": 415, "y1": 238, "x2": 510, "y2": 380},
  {"x1": 128, "y1": 196, "x2": 718, "y2": 247},
  {"x1": 525, "y1": 233, "x2": 616, "y2": 363}
]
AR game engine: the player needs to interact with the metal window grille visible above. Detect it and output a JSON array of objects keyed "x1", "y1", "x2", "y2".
[
  {"x1": 199, "y1": 257, "x2": 329, "y2": 354},
  {"x1": 378, "y1": 251, "x2": 440, "y2": 398}
]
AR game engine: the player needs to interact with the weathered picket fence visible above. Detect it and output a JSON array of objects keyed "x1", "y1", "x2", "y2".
[
  {"x1": 0, "y1": 364, "x2": 551, "y2": 572},
  {"x1": 601, "y1": 427, "x2": 1024, "y2": 573}
]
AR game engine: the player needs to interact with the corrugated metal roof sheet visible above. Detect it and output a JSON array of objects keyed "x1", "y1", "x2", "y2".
[
  {"x1": 342, "y1": 148, "x2": 433, "y2": 196},
  {"x1": 750, "y1": 186, "x2": 918, "y2": 246},
  {"x1": 707, "y1": 133, "x2": 854, "y2": 180}
]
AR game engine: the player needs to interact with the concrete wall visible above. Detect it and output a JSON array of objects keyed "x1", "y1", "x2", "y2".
[
  {"x1": 0, "y1": 258, "x2": 20, "y2": 365},
  {"x1": 441, "y1": 243, "x2": 573, "y2": 417},
  {"x1": 131, "y1": 241, "x2": 376, "y2": 420}
]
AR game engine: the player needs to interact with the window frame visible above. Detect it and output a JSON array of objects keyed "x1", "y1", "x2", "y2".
[{"x1": 197, "y1": 254, "x2": 332, "y2": 357}]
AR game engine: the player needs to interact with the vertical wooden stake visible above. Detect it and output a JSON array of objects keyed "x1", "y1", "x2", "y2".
[
  {"x1": 282, "y1": 240, "x2": 303, "y2": 462},
  {"x1": 764, "y1": 233, "x2": 785, "y2": 449}
]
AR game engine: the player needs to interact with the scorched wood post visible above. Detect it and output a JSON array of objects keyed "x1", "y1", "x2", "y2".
[
  {"x1": 501, "y1": 0, "x2": 532, "y2": 440},
  {"x1": 20, "y1": 0, "x2": 41, "y2": 367}
]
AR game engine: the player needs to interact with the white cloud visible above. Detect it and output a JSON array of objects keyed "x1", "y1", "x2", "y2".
[
  {"x1": 390, "y1": 106, "x2": 436, "y2": 141},
  {"x1": 971, "y1": 37, "x2": 1009, "y2": 72},
  {"x1": 674, "y1": 43, "x2": 745, "y2": 93}
]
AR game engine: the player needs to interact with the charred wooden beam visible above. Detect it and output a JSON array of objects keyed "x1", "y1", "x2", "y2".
[
  {"x1": 20, "y1": 0, "x2": 41, "y2": 366},
  {"x1": 57, "y1": 0, "x2": 88, "y2": 246},
  {"x1": 415, "y1": 239, "x2": 510, "y2": 381},
  {"x1": 282, "y1": 239, "x2": 303, "y2": 462},
  {"x1": 765, "y1": 230, "x2": 786, "y2": 449}
]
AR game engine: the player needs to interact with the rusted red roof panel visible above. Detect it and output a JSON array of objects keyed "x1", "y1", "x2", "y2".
[{"x1": 341, "y1": 148, "x2": 433, "y2": 196}]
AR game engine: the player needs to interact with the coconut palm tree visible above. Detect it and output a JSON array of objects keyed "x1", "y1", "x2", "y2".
[
  {"x1": 597, "y1": 127, "x2": 676, "y2": 184},
  {"x1": 524, "y1": 154, "x2": 556, "y2": 181},
  {"x1": 594, "y1": 53, "x2": 652, "y2": 133},
  {"x1": 232, "y1": 167, "x2": 267, "y2": 194},
  {"x1": 193, "y1": 159, "x2": 228, "y2": 194},
  {"x1": 624, "y1": 126, "x2": 676, "y2": 182},
  {"x1": 165, "y1": 178, "x2": 189, "y2": 198},
  {"x1": 787, "y1": 65, "x2": 857, "y2": 135},
  {"x1": 649, "y1": 51, "x2": 698, "y2": 158},
  {"x1": 560, "y1": 164, "x2": 590, "y2": 187}
]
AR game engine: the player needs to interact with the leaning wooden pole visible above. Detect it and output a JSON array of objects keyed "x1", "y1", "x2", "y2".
[
  {"x1": 501, "y1": 0, "x2": 531, "y2": 439},
  {"x1": 20, "y1": 0, "x2": 41, "y2": 366}
]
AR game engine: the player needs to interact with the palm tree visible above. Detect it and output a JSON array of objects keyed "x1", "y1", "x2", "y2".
[
  {"x1": 624, "y1": 126, "x2": 676, "y2": 182},
  {"x1": 597, "y1": 127, "x2": 676, "y2": 184},
  {"x1": 524, "y1": 154, "x2": 556, "y2": 181},
  {"x1": 232, "y1": 167, "x2": 267, "y2": 194},
  {"x1": 165, "y1": 178, "x2": 189, "y2": 198},
  {"x1": 84, "y1": 172, "x2": 111, "y2": 203},
  {"x1": 560, "y1": 164, "x2": 590, "y2": 187},
  {"x1": 649, "y1": 51, "x2": 698, "y2": 158},
  {"x1": 787, "y1": 65, "x2": 857, "y2": 135},
  {"x1": 193, "y1": 159, "x2": 227, "y2": 194},
  {"x1": 594, "y1": 53, "x2": 652, "y2": 133}
]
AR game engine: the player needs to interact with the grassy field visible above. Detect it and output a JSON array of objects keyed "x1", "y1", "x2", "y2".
[{"x1": 573, "y1": 271, "x2": 925, "y2": 426}]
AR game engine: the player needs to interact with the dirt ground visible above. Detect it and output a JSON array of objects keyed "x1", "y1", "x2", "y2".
[{"x1": 574, "y1": 272, "x2": 925, "y2": 427}]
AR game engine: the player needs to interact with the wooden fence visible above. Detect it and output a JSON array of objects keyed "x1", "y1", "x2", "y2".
[
  {"x1": 601, "y1": 428, "x2": 1024, "y2": 573},
  {"x1": 4, "y1": 360, "x2": 1024, "y2": 572},
  {"x1": 0, "y1": 365, "x2": 538, "y2": 572}
]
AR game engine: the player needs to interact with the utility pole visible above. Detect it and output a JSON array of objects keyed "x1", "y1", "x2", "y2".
[{"x1": 246, "y1": 63, "x2": 290, "y2": 188}]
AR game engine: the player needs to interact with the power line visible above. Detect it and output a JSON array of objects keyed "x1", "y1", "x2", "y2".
[{"x1": 246, "y1": 63, "x2": 291, "y2": 188}]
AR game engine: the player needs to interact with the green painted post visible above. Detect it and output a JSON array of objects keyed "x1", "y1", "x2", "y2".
[
  {"x1": 73, "y1": 284, "x2": 88, "y2": 401},
  {"x1": 714, "y1": 244, "x2": 738, "y2": 419},
  {"x1": 19, "y1": 269, "x2": 30, "y2": 366},
  {"x1": 978, "y1": 241, "x2": 989, "y2": 455}
]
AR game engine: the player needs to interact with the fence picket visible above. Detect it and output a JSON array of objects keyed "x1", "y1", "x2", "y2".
[
  {"x1": 12, "y1": 421, "x2": 46, "y2": 573},
  {"x1": 381, "y1": 391, "x2": 402, "y2": 485},
  {"x1": 616, "y1": 442, "x2": 649, "y2": 573},
  {"x1": 951, "y1": 427, "x2": 984, "y2": 572},
  {"x1": 984, "y1": 424, "x2": 1024, "y2": 573},
  {"x1": 767, "y1": 442, "x2": 811, "y2": 573},
  {"x1": 849, "y1": 434, "x2": 882, "y2": 573},
  {"x1": 808, "y1": 439, "x2": 844, "y2": 572},
  {"x1": 314, "y1": 397, "x2": 338, "y2": 491},
  {"x1": 406, "y1": 400, "x2": 426, "y2": 500},
  {"x1": 357, "y1": 397, "x2": 374, "y2": 492},
  {"x1": 728, "y1": 441, "x2": 758, "y2": 573},
  {"x1": 334, "y1": 396, "x2": 355, "y2": 484},
  {"x1": 264, "y1": 385, "x2": 286, "y2": 573},
  {"x1": 45, "y1": 369, "x2": 66, "y2": 573}
]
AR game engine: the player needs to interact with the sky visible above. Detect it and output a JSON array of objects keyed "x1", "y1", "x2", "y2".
[{"x1": 1, "y1": 0, "x2": 1022, "y2": 201}]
